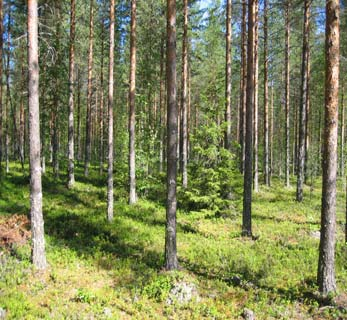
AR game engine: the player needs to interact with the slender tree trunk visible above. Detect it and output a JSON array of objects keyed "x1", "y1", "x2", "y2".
[
  {"x1": 224, "y1": 0, "x2": 232, "y2": 150},
  {"x1": 239, "y1": 0, "x2": 247, "y2": 173},
  {"x1": 129, "y1": 0, "x2": 137, "y2": 204},
  {"x1": 270, "y1": 83, "x2": 274, "y2": 183},
  {"x1": 165, "y1": 0, "x2": 178, "y2": 270},
  {"x1": 28, "y1": 0, "x2": 46, "y2": 270},
  {"x1": 159, "y1": 34, "x2": 165, "y2": 173},
  {"x1": 285, "y1": 1, "x2": 290, "y2": 187},
  {"x1": 107, "y1": 0, "x2": 115, "y2": 221},
  {"x1": 317, "y1": 0, "x2": 339, "y2": 296},
  {"x1": 181, "y1": 0, "x2": 188, "y2": 188},
  {"x1": 19, "y1": 54, "x2": 25, "y2": 170},
  {"x1": 253, "y1": 1, "x2": 259, "y2": 193},
  {"x1": 296, "y1": 0, "x2": 310, "y2": 202},
  {"x1": 85, "y1": 0, "x2": 94, "y2": 177},
  {"x1": 242, "y1": 0, "x2": 256, "y2": 237},
  {"x1": 263, "y1": 0, "x2": 269, "y2": 187},
  {"x1": 77, "y1": 68, "x2": 82, "y2": 162},
  {"x1": 99, "y1": 21, "x2": 105, "y2": 174},
  {"x1": 68, "y1": 0, "x2": 76, "y2": 188}
]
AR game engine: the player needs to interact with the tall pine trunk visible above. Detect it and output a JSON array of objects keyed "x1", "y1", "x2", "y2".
[
  {"x1": 165, "y1": 0, "x2": 178, "y2": 270},
  {"x1": 285, "y1": 1, "x2": 290, "y2": 187},
  {"x1": 224, "y1": 0, "x2": 232, "y2": 151},
  {"x1": 181, "y1": 0, "x2": 188, "y2": 188},
  {"x1": 296, "y1": 0, "x2": 310, "y2": 202},
  {"x1": 0, "y1": 0, "x2": 3, "y2": 173},
  {"x1": 28, "y1": 0, "x2": 46, "y2": 270},
  {"x1": 84, "y1": 0, "x2": 94, "y2": 177},
  {"x1": 67, "y1": 0, "x2": 76, "y2": 188},
  {"x1": 107, "y1": 0, "x2": 115, "y2": 221},
  {"x1": 129, "y1": 0, "x2": 137, "y2": 204},
  {"x1": 317, "y1": 0, "x2": 339, "y2": 296},
  {"x1": 263, "y1": 0, "x2": 269, "y2": 186},
  {"x1": 243, "y1": 0, "x2": 256, "y2": 237}
]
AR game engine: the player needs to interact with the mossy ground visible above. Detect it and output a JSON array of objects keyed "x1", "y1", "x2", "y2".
[{"x1": 1, "y1": 163, "x2": 347, "y2": 319}]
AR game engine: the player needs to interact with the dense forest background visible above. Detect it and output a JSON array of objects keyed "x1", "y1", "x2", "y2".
[{"x1": 0, "y1": 0, "x2": 346, "y2": 319}]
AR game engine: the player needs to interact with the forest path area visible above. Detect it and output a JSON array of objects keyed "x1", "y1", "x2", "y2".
[{"x1": 0, "y1": 164, "x2": 347, "y2": 319}]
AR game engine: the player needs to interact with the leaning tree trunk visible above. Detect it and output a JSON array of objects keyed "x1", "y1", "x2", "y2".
[
  {"x1": 107, "y1": 0, "x2": 115, "y2": 221},
  {"x1": 181, "y1": 0, "x2": 188, "y2": 188},
  {"x1": 28, "y1": 0, "x2": 46, "y2": 270},
  {"x1": 285, "y1": 1, "x2": 291, "y2": 188},
  {"x1": 128, "y1": 0, "x2": 137, "y2": 204},
  {"x1": 296, "y1": 0, "x2": 310, "y2": 202},
  {"x1": 165, "y1": 0, "x2": 178, "y2": 270},
  {"x1": 317, "y1": 0, "x2": 339, "y2": 296},
  {"x1": 84, "y1": 0, "x2": 94, "y2": 177},
  {"x1": 263, "y1": 0, "x2": 269, "y2": 186},
  {"x1": 243, "y1": 0, "x2": 256, "y2": 237},
  {"x1": 67, "y1": 0, "x2": 76, "y2": 188},
  {"x1": 224, "y1": 0, "x2": 232, "y2": 151}
]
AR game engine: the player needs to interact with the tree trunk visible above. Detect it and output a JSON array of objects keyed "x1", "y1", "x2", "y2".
[
  {"x1": 224, "y1": 0, "x2": 232, "y2": 151},
  {"x1": 84, "y1": 0, "x2": 94, "y2": 177},
  {"x1": 67, "y1": 0, "x2": 76, "y2": 188},
  {"x1": 296, "y1": 0, "x2": 310, "y2": 202},
  {"x1": 341, "y1": 84, "x2": 345, "y2": 177},
  {"x1": 159, "y1": 34, "x2": 165, "y2": 173},
  {"x1": 317, "y1": 0, "x2": 339, "y2": 296},
  {"x1": 253, "y1": 0, "x2": 259, "y2": 193},
  {"x1": 242, "y1": 0, "x2": 256, "y2": 237},
  {"x1": 28, "y1": 0, "x2": 46, "y2": 270},
  {"x1": 165, "y1": 0, "x2": 178, "y2": 270},
  {"x1": 239, "y1": 0, "x2": 247, "y2": 174},
  {"x1": 99, "y1": 21, "x2": 105, "y2": 175},
  {"x1": 107, "y1": 0, "x2": 115, "y2": 221},
  {"x1": 263, "y1": 0, "x2": 269, "y2": 187},
  {"x1": 0, "y1": 0, "x2": 3, "y2": 173},
  {"x1": 77, "y1": 68, "x2": 82, "y2": 162},
  {"x1": 285, "y1": 1, "x2": 290, "y2": 187},
  {"x1": 181, "y1": 0, "x2": 188, "y2": 188},
  {"x1": 129, "y1": 0, "x2": 137, "y2": 204}
]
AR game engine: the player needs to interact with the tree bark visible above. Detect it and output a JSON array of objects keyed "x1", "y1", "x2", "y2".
[
  {"x1": 107, "y1": 0, "x2": 115, "y2": 221},
  {"x1": 68, "y1": 0, "x2": 76, "y2": 188},
  {"x1": 341, "y1": 84, "x2": 345, "y2": 177},
  {"x1": 165, "y1": 0, "x2": 178, "y2": 270},
  {"x1": 317, "y1": 0, "x2": 339, "y2": 296},
  {"x1": 285, "y1": 1, "x2": 290, "y2": 187},
  {"x1": 224, "y1": 0, "x2": 232, "y2": 151},
  {"x1": 253, "y1": 0, "x2": 259, "y2": 193},
  {"x1": 129, "y1": 0, "x2": 137, "y2": 204},
  {"x1": 28, "y1": 0, "x2": 46, "y2": 270},
  {"x1": 0, "y1": 0, "x2": 3, "y2": 173},
  {"x1": 84, "y1": 0, "x2": 94, "y2": 177},
  {"x1": 296, "y1": 0, "x2": 310, "y2": 202},
  {"x1": 99, "y1": 21, "x2": 105, "y2": 175},
  {"x1": 263, "y1": 0, "x2": 269, "y2": 187},
  {"x1": 242, "y1": 0, "x2": 256, "y2": 237},
  {"x1": 181, "y1": 0, "x2": 188, "y2": 188},
  {"x1": 239, "y1": 0, "x2": 247, "y2": 173}
]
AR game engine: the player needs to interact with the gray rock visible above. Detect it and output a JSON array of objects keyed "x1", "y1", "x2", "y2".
[
  {"x1": 103, "y1": 307, "x2": 112, "y2": 318},
  {"x1": 242, "y1": 308, "x2": 255, "y2": 320},
  {"x1": 166, "y1": 281, "x2": 199, "y2": 305},
  {"x1": 0, "y1": 308, "x2": 6, "y2": 320}
]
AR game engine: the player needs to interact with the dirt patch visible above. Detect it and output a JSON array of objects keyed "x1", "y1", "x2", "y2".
[{"x1": 0, "y1": 214, "x2": 31, "y2": 247}]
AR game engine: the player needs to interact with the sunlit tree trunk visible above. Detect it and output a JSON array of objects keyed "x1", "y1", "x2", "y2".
[
  {"x1": 285, "y1": 1, "x2": 290, "y2": 187},
  {"x1": 107, "y1": 0, "x2": 115, "y2": 221},
  {"x1": 67, "y1": 0, "x2": 76, "y2": 188},
  {"x1": 317, "y1": 0, "x2": 339, "y2": 296},
  {"x1": 99, "y1": 21, "x2": 105, "y2": 175},
  {"x1": 28, "y1": 0, "x2": 46, "y2": 270},
  {"x1": 165, "y1": 0, "x2": 178, "y2": 270},
  {"x1": 0, "y1": 0, "x2": 3, "y2": 173},
  {"x1": 129, "y1": 0, "x2": 137, "y2": 204},
  {"x1": 224, "y1": 0, "x2": 232, "y2": 151},
  {"x1": 85, "y1": 0, "x2": 94, "y2": 177},
  {"x1": 243, "y1": 0, "x2": 256, "y2": 237},
  {"x1": 296, "y1": 0, "x2": 310, "y2": 202}
]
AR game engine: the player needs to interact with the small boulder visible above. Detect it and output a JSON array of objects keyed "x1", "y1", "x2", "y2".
[
  {"x1": 310, "y1": 231, "x2": 320, "y2": 239},
  {"x1": 242, "y1": 308, "x2": 255, "y2": 320},
  {"x1": 0, "y1": 308, "x2": 6, "y2": 320},
  {"x1": 166, "y1": 281, "x2": 199, "y2": 305}
]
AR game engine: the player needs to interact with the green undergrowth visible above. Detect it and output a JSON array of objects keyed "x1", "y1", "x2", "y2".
[{"x1": 0, "y1": 163, "x2": 347, "y2": 319}]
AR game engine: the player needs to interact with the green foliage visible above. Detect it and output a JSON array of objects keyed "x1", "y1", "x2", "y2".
[
  {"x1": 180, "y1": 121, "x2": 237, "y2": 213},
  {"x1": 142, "y1": 273, "x2": 176, "y2": 302}
]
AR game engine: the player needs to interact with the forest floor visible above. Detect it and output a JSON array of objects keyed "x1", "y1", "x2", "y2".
[{"x1": 1, "y1": 163, "x2": 347, "y2": 319}]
